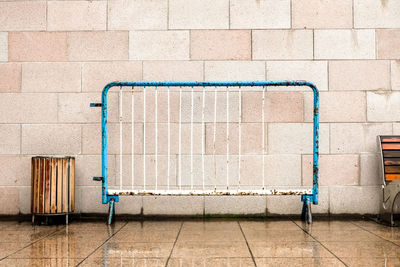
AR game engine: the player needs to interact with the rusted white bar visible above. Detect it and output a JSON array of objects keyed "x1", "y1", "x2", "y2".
[
  {"x1": 119, "y1": 87, "x2": 123, "y2": 190},
  {"x1": 108, "y1": 188, "x2": 313, "y2": 196},
  {"x1": 143, "y1": 89, "x2": 146, "y2": 190},
  {"x1": 167, "y1": 87, "x2": 170, "y2": 190},
  {"x1": 262, "y1": 89, "x2": 265, "y2": 189},
  {"x1": 190, "y1": 87, "x2": 194, "y2": 190},
  {"x1": 213, "y1": 87, "x2": 217, "y2": 191},
  {"x1": 155, "y1": 87, "x2": 158, "y2": 191},
  {"x1": 226, "y1": 87, "x2": 230, "y2": 190},
  {"x1": 201, "y1": 88, "x2": 205, "y2": 191},
  {"x1": 131, "y1": 87, "x2": 135, "y2": 189},
  {"x1": 178, "y1": 87, "x2": 182, "y2": 191},
  {"x1": 238, "y1": 90, "x2": 242, "y2": 190}
]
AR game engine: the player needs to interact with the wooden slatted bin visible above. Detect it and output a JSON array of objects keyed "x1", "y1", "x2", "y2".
[{"x1": 31, "y1": 156, "x2": 75, "y2": 224}]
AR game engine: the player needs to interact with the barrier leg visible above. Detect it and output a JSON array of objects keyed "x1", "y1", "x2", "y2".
[
  {"x1": 301, "y1": 197, "x2": 312, "y2": 224},
  {"x1": 107, "y1": 199, "x2": 115, "y2": 225}
]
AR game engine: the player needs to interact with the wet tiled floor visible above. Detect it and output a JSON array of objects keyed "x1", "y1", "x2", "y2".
[{"x1": 0, "y1": 218, "x2": 399, "y2": 266}]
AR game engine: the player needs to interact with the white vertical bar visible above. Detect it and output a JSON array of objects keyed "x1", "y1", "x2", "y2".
[
  {"x1": 119, "y1": 87, "x2": 123, "y2": 190},
  {"x1": 226, "y1": 86, "x2": 229, "y2": 190},
  {"x1": 262, "y1": 88, "x2": 265, "y2": 189},
  {"x1": 190, "y1": 87, "x2": 194, "y2": 191},
  {"x1": 167, "y1": 87, "x2": 170, "y2": 191},
  {"x1": 155, "y1": 87, "x2": 158, "y2": 191},
  {"x1": 238, "y1": 89, "x2": 242, "y2": 190},
  {"x1": 201, "y1": 88, "x2": 205, "y2": 191},
  {"x1": 143, "y1": 88, "x2": 146, "y2": 191},
  {"x1": 213, "y1": 87, "x2": 217, "y2": 191},
  {"x1": 178, "y1": 87, "x2": 182, "y2": 191},
  {"x1": 131, "y1": 87, "x2": 135, "y2": 190}
]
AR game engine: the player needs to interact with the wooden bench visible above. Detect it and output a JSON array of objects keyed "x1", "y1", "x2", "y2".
[{"x1": 379, "y1": 136, "x2": 400, "y2": 225}]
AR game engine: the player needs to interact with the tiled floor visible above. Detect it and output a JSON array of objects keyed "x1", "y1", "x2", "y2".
[{"x1": 0, "y1": 218, "x2": 399, "y2": 266}]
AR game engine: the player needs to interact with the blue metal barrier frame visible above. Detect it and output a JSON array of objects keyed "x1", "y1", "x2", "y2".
[{"x1": 94, "y1": 81, "x2": 319, "y2": 206}]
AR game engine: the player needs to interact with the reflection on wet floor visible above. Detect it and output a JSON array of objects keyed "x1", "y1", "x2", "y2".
[{"x1": 0, "y1": 219, "x2": 399, "y2": 266}]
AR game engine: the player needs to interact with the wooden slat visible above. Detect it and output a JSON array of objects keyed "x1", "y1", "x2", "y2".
[
  {"x1": 35, "y1": 158, "x2": 40, "y2": 213},
  {"x1": 382, "y1": 137, "x2": 400, "y2": 143},
  {"x1": 31, "y1": 158, "x2": 34, "y2": 213},
  {"x1": 383, "y1": 151, "x2": 400, "y2": 158},
  {"x1": 384, "y1": 158, "x2": 400, "y2": 166},
  {"x1": 51, "y1": 159, "x2": 57, "y2": 214},
  {"x1": 62, "y1": 158, "x2": 68, "y2": 213},
  {"x1": 44, "y1": 158, "x2": 51, "y2": 214},
  {"x1": 382, "y1": 144, "x2": 400, "y2": 150},
  {"x1": 386, "y1": 174, "x2": 400, "y2": 181},
  {"x1": 385, "y1": 166, "x2": 400, "y2": 174},
  {"x1": 39, "y1": 158, "x2": 45, "y2": 214},
  {"x1": 69, "y1": 158, "x2": 75, "y2": 212},
  {"x1": 57, "y1": 158, "x2": 62, "y2": 213}
]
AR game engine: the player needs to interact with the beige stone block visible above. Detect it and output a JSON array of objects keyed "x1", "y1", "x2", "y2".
[
  {"x1": 18, "y1": 186, "x2": 30, "y2": 215},
  {"x1": 205, "y1": 196, "x2": 266, "y2": 215},
  {"x1": 169, "y1": 0, "x2": 229, "y2": 29},
  {"x1": 82, "y1": 123, "x2": 143, "y2": 155},
  {"x1": 330, "y1": 123, "x2": 392, "y2": 154},
  {"x1": 205, "y1": 123, "x2": 265, "y2": 155},
  {"x1": 0, "y1": 1, "x2": 46, "y2": 31},
  {"x1": 48, "y1": 1, "x2": 107, "y2": 31},
  {"x1": 377, "y1": 30, "x2": 400, "y2": 59},
  {"x1": 302, "y1": 154, "x2": 359, "y2": 186},
  {"x1": 264, "y1": 155, "x2": 301, "y2": 186},
  {"x1": 268, "y1": 123, "x2": 329, "y2": 154},
  {"x1": 129, "y1": 31, "x2": 189, "y2": 60},
  {"x1": 0, "y1": 187, "x2": 19, "y2": 214},
  {"x1": 82, "y1": 61, "x2": 142, "y2": 92},
  {"x1": 75, "y1": 155, "x2": 116, "y2": 186},
  {"x1": 266, "y1": 186, "x2": 329, "y2": 214},
  {"x1": 252, "y1": 30, "x2": 313, "y2": 60},
  {"x1": 22, "y1": 62, "x2": 80, "y2": 93},
  {"x1": 21, "y1": 124, "x2": 81, "y2": 155},
  {"x1": 143, "y1": 196, "x2": 203, "y2": 215},
  {"x1": 0, "y1": 156, "x2": 30, "y2": 185},
  {"x1": 354, "y1": 0, "x2": 400, "y2": 28},
  {"x1": 320, "y1": 91, "x2": 366, "y2": 122},
  {"x1": 204, "y1": 61, "x2": 265, "y2": 81},
  {"x1": 143, "y1": 61, "x2": 202, "y2": 81},
  {"x1": 329, "y1": 186, "x2": 380, "y2": 214},
  {"x1": 315, "y1": 30, "x2": 375, "y2": 59},
  {"x1": 68, "y1": 31, "x2": 128, "y2": 61},
  {"x1": 392, "y1": 60, "x2": 400, "y2": 91},
  {"x1": 0, "y1": 125, "x2": 20, "y2": 154},
  {"x1": 108, "y1": 0, "x2": 167, "y2": 30},
  {"x1": 114, "y1": 155, "x2": 177, "y2": 188},
  {"x1": 360, "y1": 154, "x2": 381, "y2": 186},
  {"x1": 0, "y1": 32, "x2": 6, "y2": 61},
  {"x1": 58, "y1": 93, "x2": 118, "y2": 123},
  {"x1": 9, "y1": 32, "x2": 67, "y2": 62},
  {"x1": 117, "y1": 196, "x2": 143, "y2": 215},
  {"x1": 367, "y1": 92, "x2": 400, "y2": 122},
  {"x1": 394, "y1": 123, "x2": 400, "y2": 134},
  {"x1": 242, "y1": 92, "x2": 304, "y2": 123},
  {"x1": 292, "y1": 0, "x2": 352, "y2": 29},
  {"x1": 0, "y1": 63, "x2": 21, "y2": 92},
  {"x1": 266, "y1": 61, "x2": 328, "y2": 91},
  {"x1": 79, "y1": 186, "x2": 108, "y2": 213},
  {"x1": 0, "y1": 93, "x2": 58, "y2": 123},
  {"x1": 230, "y1": 0, "x2": 290, "y2": 29},
  {"x1": 190, "y1": 30, "x2": 250, "y2": 60},
  {"x1": 329, "y1": 61, "x2": 390, "y2": 91}
]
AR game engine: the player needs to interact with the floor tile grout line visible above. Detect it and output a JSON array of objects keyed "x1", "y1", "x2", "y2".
[
  {"x1": 290, "y1": 219, "x2": 349, "y2": 267},
  {"x1": 165, "y1": 221, "x2": 184, "y2": 267},
  {"x1": 350, "y1": 221, "x2": 400, "y2": 248},
  {"x1": 76, "y1": 221, "x2": 129, "y2": 267},
  {"x1": 237, "y1": 221, "x2": 257, "y2": 267},
  {"x1": 0, "y1": 226, "x2": 66, "y2": 262}
]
